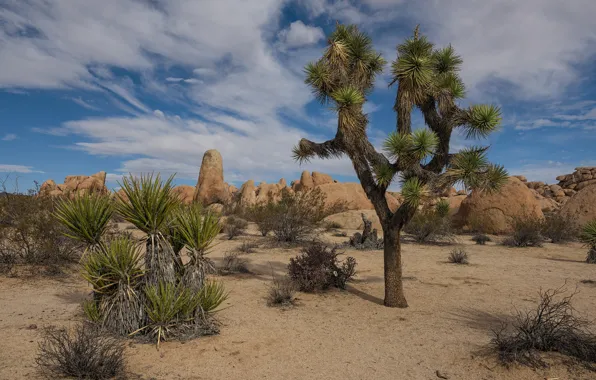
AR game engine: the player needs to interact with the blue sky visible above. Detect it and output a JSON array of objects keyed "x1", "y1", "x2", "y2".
[{"x1": 1, "y1": 0, "x2": 596, "y2": 192}]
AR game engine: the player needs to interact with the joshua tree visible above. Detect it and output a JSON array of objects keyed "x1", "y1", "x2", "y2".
[{"x1": 293, "y1": 24, "x2": 507, "y2": 307}]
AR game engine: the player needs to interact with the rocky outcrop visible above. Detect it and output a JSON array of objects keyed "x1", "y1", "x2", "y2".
[
  {"x1": 172, "y1": 185, "x2": 196, "y2": 205},
  {"x1": 559, "y1": 184, "x2": 596, "y2": 227},
  {"x1": 38, "y1": 171, "x2": 108, "y2": 198},
  {"x1": 312, "y1": 172, "x2": 333, "y2": 186},
  {"x1": 324, "y1": 210, "x2": 381, "y2": 230},
  {"x1": 521, "y1": 167, "x2": 596, "y2": 206},
  {"x1": 453, "y1": 177, "x2": 544, "y2": 234},
  {"x1": 195, "y1": 149, "x2": 229, "y2": 206}
]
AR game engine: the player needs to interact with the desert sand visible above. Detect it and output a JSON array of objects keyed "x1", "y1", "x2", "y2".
[{"x1": 1, "y1": 225, "x2": 595, "y2": 380}]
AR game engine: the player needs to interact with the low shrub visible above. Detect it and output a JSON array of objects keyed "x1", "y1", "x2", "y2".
[
  {"x1": 502, "y1": 211, "x2": 544, "y2": 247},
  {"x1": 246, "y1": 188, "x2": 346, "y2": 243},
  {"x1": 448, "y1": 248, "x2": 469, "y2": 264},
  {"x1": 220, "y1": 252, "x2": 250, "y2": 274},
  {"x1": 579, "y1": 220, "x2": 596, "y2": 264},
  {"x1": 236, "y1": 240, "x2": 259, "y2": 254},
  {"x1": 542, "y1": 213, "x2": 579, "y2": 243},
  {"x1": 0, "y1": 190, "x2": 80, "y2": 275},
  {"x1": 404, "y1": 202, "x2": 454, "y2": 244},
  {"x1": 267, "y1": 275, "x2": 296, "y2": 307},
  {"x1": 472, "y1": 234, "x2": 491, "y2": 245},
  {"x1": 288, "y1": 243, "x2": 356, "y2": 292},
  {"x1": 36, "y1": 323, "x2": 125, "y2": 380},
  {"x1": 491, "y1": 287, "x2": 596, "y2": 368},
  {"x1": 223, "y1": 216, "x2": 248, "y2": 240}
]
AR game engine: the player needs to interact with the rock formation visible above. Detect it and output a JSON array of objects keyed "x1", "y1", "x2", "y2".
[
  {"x1": 38, "y1": 171, "x2": 108, "y2": 198},
  {"x1": 195, "y1": 149, "x2": 229, "y2": 206},
  {"x1": 559, "y1": 184, "x2": 596, "y2": 227},
  {"x1": 453, "y1": 177, "x2": 543, "y2": 234},
  {"x1": 172, "y1": 185, "x2": 196, "y2": 205}
]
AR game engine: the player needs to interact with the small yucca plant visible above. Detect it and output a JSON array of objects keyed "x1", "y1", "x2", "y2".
[
  {"x1": 579, "y1": 220, "x2": 596, "y2": 264},
  {"x1": 174, "y1": 203, "x2": 221, "y2": 290},
  {"x1": 81, "y1": 238, "x2": 145, "y2": 335},
  {"x1": 116, "y1": 173, "x2": 180, "y2": 286},
  {"x1": 435, "y1": 199, "x2": 450, "y2": 218},
  {"x1": 196, "y1": 280, "x2": 228, "y2": 313}
]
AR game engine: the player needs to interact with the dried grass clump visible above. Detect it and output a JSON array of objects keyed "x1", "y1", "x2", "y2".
[
  {"x1": 36, "y1": 323, "x2": 125, "y2": 380},
  {"x1": 404, "y1": 201, "x2": 454, "y2": 244},
  {"x1": 220, "y1": 252, "x2": 250, "y2": 274},
  {"x1": 491, "y1": 286, "x2": 596, "y2": 368},
  {"x1": 223, "y1": 216, "x2": 248, "y2": 240},
  {"x1": 472, "y1": 234, "x2": 491, "y2": 245},
  {"x1": 502, "y1": 211, "x2": 544, "y2": 248},
  {"x1": 542, "y1": 213, "x2": 579, "y2": 243},
  {"x1": 236, "y1": 240, "x2": 259, "y2": 254},
  {"x1": 267, "y1": 275, "x2": 296, "y2": 307},
  {"x1": 448, "y1": 248, "x2": 469, "y2": 264}
]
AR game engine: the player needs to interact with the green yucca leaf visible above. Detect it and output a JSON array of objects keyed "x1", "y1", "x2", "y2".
[
  {"x1": 383, "y1": 132, "x2": 412, "y2": 159},
  {"x1": 401, "y1": 177, "x2": 427, "y2": 208},
  {"x1": 435, "y1": 199, "x2": 451, "y2": 218},
  {"x1": 437, "y1": 72, "x2": 466, "y2": 99},
  {"x1": 195, "y1": 280, "x2": 229, "y2": 313},
  {"x1": 432, "y1": 45, "x2": 463, "y2": 74},
  {"x1": 116, "y1": 173, "x2": 180, "y2": 235},
  {"x1": 174, "y1": 203, "x2": 220, "y2": 254},
  {"x1": 479, "y1": 164, "x2": 509, "y2": 194},
  {"x1": 81, "y1": 238, "x2": 144, "y2": 293},
  {"x1": 410, "y1": 129, "x2": 439, "y2": 160},
  {"x1": 304, "y1": 60, "x2": 333, "y2": 105},
  {"x1": 397, "y1": 35, "x2": 434, "y2": 58},
  {"x1": 374, "y1": 163, "x2": 396, "y2": 187},
  {"x1": 579, "y1": 220, "x2": 596, "y2": 249},
  {"x1": 331, "y1": 86, "x2": 364, "y2": 107},
  {"x1": 464, "y1": 104, "x2": 502, "y2": 139},
  {"x1": 392, "y1": 54, "x2": 434, "y2": 89},
  {"x1": 54, "y1": 194, "x2": 113, "y2": 247},
  {"x1": 82, "y1": 299, "x2": 102, "y2": 323}
]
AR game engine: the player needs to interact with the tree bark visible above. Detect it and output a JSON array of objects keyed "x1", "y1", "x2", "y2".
[{"x1": 382, "y1": 224, "x2": 408, "y2": 308}]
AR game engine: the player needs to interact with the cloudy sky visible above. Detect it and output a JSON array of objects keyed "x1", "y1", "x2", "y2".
[{"x1": 1, "y1": 0, "x2": 595, "y2": 192}]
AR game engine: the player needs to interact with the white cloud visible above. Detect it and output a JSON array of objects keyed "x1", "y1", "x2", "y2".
[
  {"x1": 278, "y1": 21, "x2": 325, "y2": 48},
  {"x1": 1, "y1": 134, "x2": 17, "y2": 141},
  {"x1": 166, "y1": 77, "x2": 184, "y2": 82},
  {"x1": 71, "y1": 97, "x2": 100, "y2": 111},
  {"x1": 0, "y1": 164, "x2": 42, "y2": 173}
]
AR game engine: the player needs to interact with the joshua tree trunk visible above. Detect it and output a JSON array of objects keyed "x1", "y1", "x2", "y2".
[
  {"x1": 382, "y1": 223, "x2": 408, "y2": 308},
  {"x1": 145, "y1": 236, "x2": 176, "y2": 287}
]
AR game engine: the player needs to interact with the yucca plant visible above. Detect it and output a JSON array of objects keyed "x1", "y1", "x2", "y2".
[
  {"x1": 81, "y1": 238, "x2": 145, "y2": 335},
  {"x1": 174, "y1": 203, "x2": 221, "y2": 290},
  {"x1": 196, "y1": 279, "x2": 228, "y2": 314},
  {"x1": 115, "y1": 173, "x2": 180, "y2": 287},
  {"x1": 579, "y1": 220, "x2": 596, "y2": 264},
  {"x1": 293, "y1": 23, "x2": 507, "y2": 307},
  {"x1": 54, "y1": 193, "x2": 113, "y2": 253}
]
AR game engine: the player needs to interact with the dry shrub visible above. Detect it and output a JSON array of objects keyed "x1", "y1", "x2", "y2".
[
  {"x1": 472, "y1": 234, "x2": 491, "y2": 245},
  {"x1": 404, "y1": 203, "x2": 454, "y2": 244},
  {"x1": 223, "y1": 216, "x2": 248, "y2": 240},
  {"x1": 0, "y1": 190, "x2": 80, "y2": 275},
  {"x1": 448, "y1": 248, "x2": 469, "y2": 264},
  {"x1": 36, "y1": 323, "x2": 125, "y2": 380},
  {"x1": 288, "y1": 243, "x2": 356, "y2": 292},
  {"x1": 267, "y1": 275, "x2": 296, "y2": 307},
  {"x1": 236, "y1": 240, "x2": 259, "y2": 254},
  {"x1": 220, "y1": 252, "x2": 250, "y2": 274},
  {"x1": 542, "y1": 213, "x2": 579, "y2": 243},
  {"x1": 491, "y1": 286, "x2": 596, "y2": 368},
  {"x1": 246, "y1": 188, "x2": 346, "y2": 243},
  {"x1": 502, "y1": 211, "x2": 544, "y2": 247}
]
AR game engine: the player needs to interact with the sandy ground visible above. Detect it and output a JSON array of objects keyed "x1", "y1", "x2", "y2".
[{"x1": 1, "y1": 225, "x2": 595, "y2": 380}]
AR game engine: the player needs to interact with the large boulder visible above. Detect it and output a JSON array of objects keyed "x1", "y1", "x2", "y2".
[
  {"x1": 39, "y1": 171, "x2": 108, "y2": 198},
  {"x1": 172, "y1": 185, "x2": 196, "y2": 205},
  {"x1": 195, "y1": 149, "x2": 228, "y2": 206},
  {"x1": 299, "y1": 171, "x2": 314, "y2": 191},
  {"x1": 324, "y1": 210, "x2": 381, "y2": 231},
  {"x1": 39, "y1": 179, "x2": 57, "y2": 197},
  {"x1": 316, "y1": 182, "x2": 372, "y2": 210},
  {"x1": 559, "y1": 184, "x2": 596, "y2": 227},
  {"x1": 443, "y1": 195, "x2": 467, "y2": 216},
  {"x1": 255, "y1": 183, "x2": 283, "y2": 204},
  {"x1": 453, "y1": 177, "x2": 544, "y2": 234},
  {"x1": 312, "y1": 172, "x2": 333, "y2": 186},
  {"x1": 238, "y1": 180, "x2": 257, "y2": 208}
]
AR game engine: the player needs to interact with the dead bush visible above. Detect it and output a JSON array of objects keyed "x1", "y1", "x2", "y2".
[
  {"x1": 267, "y1": 275, "x2": 296, "y2": 307},
  {"x1": 244, "y1": 203, "x2": 276, "y2": 237},
  {"x1": 491, "y1": 286, "x2": 596, "y2": 368},
  {"x1": 0, "y1": 189, "x2": 80, "y2": 275},
  {"x1": 36, "y1": 323, "x2": 126, "y2": 380},
  {"x1": 542, "y1": 213, "x2": 579, "y2": 243},
  {"x1": 472, "y1": 234, "x2": 491, "y2": 245},
  {"x1": 502, "y1": 211, "x2": 545, "y2": 248},
  {"x1": 223, "y1": 216, "x2": 248, "y2": 240},
  {"x1": 288, "y1": 243, "x2": 356, "y2": 292},
  {"x1": 220, "y1": 252, "x2": 250, "y2": 274},
  {"x1": 448, "y1": 248, "x2": 469, "y2": 264}
]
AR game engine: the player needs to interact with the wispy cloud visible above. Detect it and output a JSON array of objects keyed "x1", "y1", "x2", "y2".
[
  {"x1": 71, "y1": 97, "x2": 101, "y2": 111},
  {"x1": 0, "y1": 164, "x2": 43, "y2": 174},
  {"x1": 1, "y1": 134, "x2": 17, "y2": 141}
]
